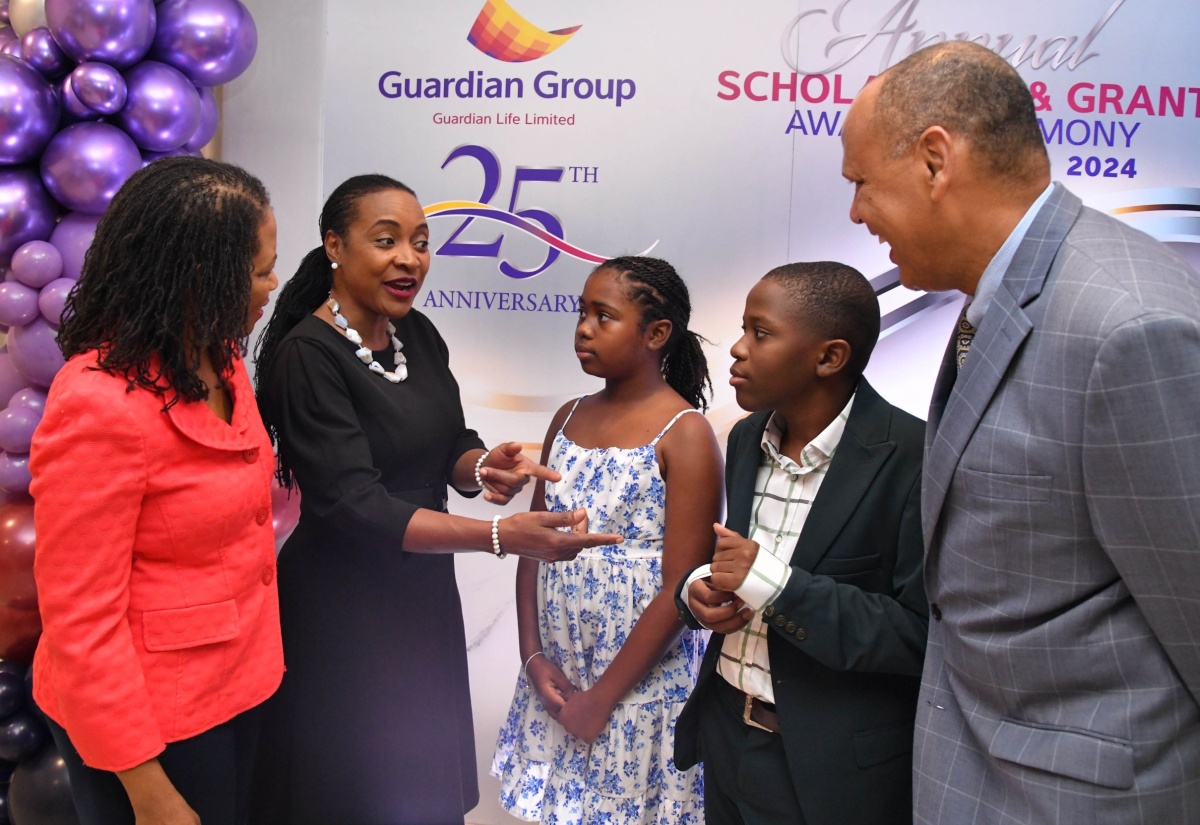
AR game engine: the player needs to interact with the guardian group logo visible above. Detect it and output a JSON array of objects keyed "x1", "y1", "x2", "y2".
[{"x1": 468, "y1": 0, "x2": 581, "y2": 63}]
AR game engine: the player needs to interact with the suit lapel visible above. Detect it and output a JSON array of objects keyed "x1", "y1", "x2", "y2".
[
  {"x1": 726, "y1": 412, "x2": 769, "y2": 537},
  {"x1": 922, "y1": 184, "x2": 1083, "y2": 543},
  {"x1": 791, "y1": 380, "x2": 895, "y2": 573}
]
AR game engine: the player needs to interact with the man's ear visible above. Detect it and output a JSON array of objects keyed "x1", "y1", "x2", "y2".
[
  {"x1": 916, "y1": 125, "x2": 955, "y2": 202},
  {"x1": 647, "y1": 319, "x2": 673, "y2": 352},
  {"x1": 815, "y1": 339, "x2": 852, "y2": 379}
]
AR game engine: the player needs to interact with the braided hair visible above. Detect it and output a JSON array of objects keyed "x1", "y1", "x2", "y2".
[
  {"x1": 58, "y1": 156, "x2": 270, "y2": 409},
  {"x1": 597, "y1": 256, "x2": 711, "y2": 412},
  {"x1": 254, "y1": 174, "x2": 416, "y2": 486}
]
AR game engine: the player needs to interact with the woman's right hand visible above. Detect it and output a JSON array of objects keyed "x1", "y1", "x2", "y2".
[
  {"x1": 497, "y1": 508, "x2": 622, "y2": 562},
  {"x1": 525, "y1": 654, "x2": 578, "y2": 718},
  {"x1": 117, "y1": 759, "x2": 201, "y2": 825}
]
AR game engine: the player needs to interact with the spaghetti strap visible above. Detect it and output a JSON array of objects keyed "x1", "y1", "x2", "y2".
[
  {"x1": 650, "y1": 408, "x2": 701, "y2": 446},
  {"x1": 558, "y1": 397, "x2": 585, "y2": 433}
]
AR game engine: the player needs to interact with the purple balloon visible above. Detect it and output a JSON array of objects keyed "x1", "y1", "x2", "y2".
[
  {"x1": 152, "y1": 0, "x2": 256, "y2": 86},
  {"x1": 7, "y1": 386, "x2": 46, "y2": 410},
  {"x1": 39, "y1": 121, "x2": 142, "y2": 215},
  {"x1": 0, "y1": 54, "x2": 58, "y2": 164},
  {"x1": 116, "y1": 60, "x2": 201, "y2": 151},
  {"x1": 0, "y1": 36, "x2": 19, "y2": 57},
  {"x1": 8, "y1": 315, "x2": 64, "y2": 386},
  {"x1": 140, "y1": 144, "x2": 196, "y2": 166},
  {"x1": 0, "y1": 450, "x2": 31, "y2": 494},
  {"x1": 0, "y1": 281, "x2": 38, "y2": 326},
  {"x1": 57, "y1": 71, "x2": 97, "y2": 120},
  {"x1": 183, "y1": 84, "x2": 217, "y2": 151},
  {"x1": 48, "y1": 211, "x2": 98, "y2": 279},
  {"x1": 0, "y1": 351, "x2": 26, "y2": 403},
  {"x1": 0, "y1": 167, "x2": 57, "y2": 260},
  {"x1": 44, "y1": 0, "x2": 155, "y2": 68},
  {"x1": 0, "y1": 405, "x2": 39, "y2": 453},
  {"x1": 36, "y1": 275, "x2": 71, "y2": 325},
  {"x1": 70, "y1": 61, "x2": 126, "y2": 115},
  {"x1": 11, "y1": 239, "x2": 62, "y2": 287},
  {"x1": 0, "y1": 26, "x2": 17, "y2": 48},
  {"x1": 19, "y1": 26, "x2": 67, "y2": 77}
]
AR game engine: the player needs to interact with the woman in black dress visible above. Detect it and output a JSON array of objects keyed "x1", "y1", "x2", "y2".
[{"x1": 249, "y1": 175, "x2": 620, "y2": 825}]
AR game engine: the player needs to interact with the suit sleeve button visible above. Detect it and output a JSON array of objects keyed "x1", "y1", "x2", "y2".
[
  {"x1": 931, "y1": 603, "x2": 943, "y2": 621},
  {"x1": 774, "y1": 615, "x2": 786, "y2": 628},
  {"x1": 243, "y1": 448, "x2": 260, "y2": 463},
  {"x1": 785, "y1": 622, "x2": 797, "y2": 634},
  {"x1": 763, "y1": 604, "x2": 775, "y2": 618},
  {"x1": 795, "y1": 628, "x2": 807, "y2": 640},
  {"x1": 256, "y1": 507, "x2": 269, "y2": 525}
]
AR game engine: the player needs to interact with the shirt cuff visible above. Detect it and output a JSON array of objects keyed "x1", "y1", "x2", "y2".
[{"x1": 734, "y1": 547, "x2": 793, "y2": 612}]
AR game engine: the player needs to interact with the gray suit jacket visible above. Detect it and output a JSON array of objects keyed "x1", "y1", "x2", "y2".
[{"x1": 914, "y1": 183, "x2": 1200, "y2": 824}]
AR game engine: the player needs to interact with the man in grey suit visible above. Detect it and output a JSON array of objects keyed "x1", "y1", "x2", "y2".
[{"x1": 841, "y1": 40, "x2": 1200, "y2": 822}]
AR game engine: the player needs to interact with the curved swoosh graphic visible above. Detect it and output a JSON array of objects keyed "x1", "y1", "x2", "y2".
[{"x1": 468, "y1": 0, "x2": 581, "y2": 63}]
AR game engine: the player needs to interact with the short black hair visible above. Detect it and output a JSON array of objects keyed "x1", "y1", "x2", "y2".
[
  {"x1": 763, "y1": 261, "x2": 880, "y2": 381},
  {"x1": 59, "y1": 156, "x2": 270, "y2": 409},
  {"x1": 875, "y1": 40, "x2": 1049, "y2": 184}
]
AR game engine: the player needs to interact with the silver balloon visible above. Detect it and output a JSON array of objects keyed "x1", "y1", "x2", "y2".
[{"x1": 7, "y1": 0, "x2": 44, "y2": 38}]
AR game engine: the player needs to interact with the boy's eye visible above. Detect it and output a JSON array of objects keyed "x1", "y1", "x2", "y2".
[{"x1": 754, "y1": 327, "x2": 768, "y2": 339}]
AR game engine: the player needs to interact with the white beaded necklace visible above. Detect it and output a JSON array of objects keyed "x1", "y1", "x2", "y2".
[{"x1": 326, "y1": 296, "x2": 407, "y2": 383}]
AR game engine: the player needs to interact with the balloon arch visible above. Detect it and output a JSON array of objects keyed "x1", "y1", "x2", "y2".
[{"x1": 0, "y1": 2, "x2": 300, "y2": 822}]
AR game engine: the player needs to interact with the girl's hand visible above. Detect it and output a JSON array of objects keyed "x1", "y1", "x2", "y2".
[
  {"x1": 556, "y1": 688, "x2": 611, "y2": 744},
  {"x1": 498, "y1": 509, "x2": 623, "y2": 562},
  {"x1": 117, "y1": 760, "x2": 201, "y2": 825},
  {"x1": 525, "y1": 655, "x2": 578, "y2": 718},
  {"x1": 480, "y1": 442, "x2": 562, "y2": 504}
]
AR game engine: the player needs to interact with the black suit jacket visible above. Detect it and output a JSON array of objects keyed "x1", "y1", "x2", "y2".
[{"x1": 674, "y1": 378, "x2": 928, "y2": 825}]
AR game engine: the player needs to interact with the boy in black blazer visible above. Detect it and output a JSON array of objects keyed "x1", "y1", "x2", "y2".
[{"x1": 674, "y1": 262, "x2": 928, "y2": 825}]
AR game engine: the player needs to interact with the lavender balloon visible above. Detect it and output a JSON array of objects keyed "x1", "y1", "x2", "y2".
[
  {"x1": 183, "y1": 84, "x2": 218, "y2": 151},
  {"x1": 40, "y1": 122, "x2": 141, "y2": 215},
  {"x1": 36, "y1": 275, "x2": 71, "y2": 325},
  {"x1": 0, "y1": 405, "x2": 39, "y2": 453},
  {"x1": 116, "y1": 60, "x2": 201, "y2": 151},
  {"x1": 0, "y1": 27, "x2": 16, "y2": 48},
  {"x1": 0, "y1": 54, "x2": 58, "y2": 163},
  {"x1": 10, "y1": 239, "x2": 62, "y2": 286},
  {"x1": 7, "y1": 386, "x2": 46, "y2": 410},
  {"x1": 0, "y1": 450, "x2": 31, "y2": 494},
  {"x1": 70, "y1": 61, "x2": 127, "y2": 115},
  {"x1": 0, "y1": 5, "x2": 10, "y2": 25},
  {"x1": 45, "y1": 0, "x2": 155, "y2": 67},
  {"x1": 152, "y1": 0, "x2": 256, "y2": 86},
  {"x1": 0, "y1": 167, "x2": 57, "y2": 259},
  {"x1": 8, "y1": 315, "x2": 64, "y2": 386},
  {"x1": 19, "y1": 25, "x2": 66, "y2": 76},
  {"x1": 48, "y1": 211, "x2": 98, "y2": 279},
  {"x1": 0, "y1": 351, "x2": 25, "y2": 403},
  {"x1": 0, "y1": 281, "x2": 38, "y2": 326}
]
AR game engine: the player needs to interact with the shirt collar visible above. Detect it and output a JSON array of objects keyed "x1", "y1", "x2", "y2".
[
  {"x1": 965, "y1": 182, "x2": 1055, "y2": 328},
  {"x1": 760, "y1": 393, "x2": 856, "y2": 475}
]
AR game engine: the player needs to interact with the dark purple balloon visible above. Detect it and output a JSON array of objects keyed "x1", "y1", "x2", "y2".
[
  {"x1": 0, "y1": 661, "x2": 22, "y2": 720},
  {"x1": 0, "y1": 710, "x2": 43, "y2": 761},
  {"x1": 0, "y1": 25, "x2": 16, "y2": 47},
  {"x1": 36, "y1": 275, "x2": 71, "y2": 325},
  {"x1": 0, "y1": 54, "x2": 59, "y2": 164},
  {"x1": 45, "y1": 0, "x2": 155, "y2": 67},
  {"x1": 70, "y1": 61, "x2": 126, "y2": 115},
  {"x1": 58, "y1": 73, "x2": 97, "y2": 121},
  {"x1": 0, "y1": 451, "x2": 31, "y2": 494},
  {"x1": 0, "y1": 37, "x2": 20, "y2": 58},
  {"x1": 0, "y1": 167, "x2": 57, "y2": 260},
  {"x1": 10, "y1": 239, "x2": 62, "y2": 286},
  {"x1": 0, "y1": 405, "x2": 38, "y2": 454},
  {"x1": 19, "y1": 25, "x2": 67, "y2": 77},
  {"x1": 7, "y1": 316, "x2": 63, "y2": 386},
  {"x1": 152, "y1": 0, "x2": 256, "y2": 86},
  {"x1": 184, "y1": 83, "x2": 217, "y2": 151},
  {"x1": 116, "y1": 60, "x2": 200, "y2": 151},
  {"x1": 0, "y1": 281, "x2": 38, "y2": 326},
  {"x1": 48, "y1": 211, "x2": 98, "y2": 279},
  {"x1": 39, "y1": 122, "x2": 142, "y2": 215},
  {"x1": 8, "y1": 740, "x2": 79, "y2": 825},
  {"x1": 7, "y1": 386, "x2": 46, "y2": 410}
]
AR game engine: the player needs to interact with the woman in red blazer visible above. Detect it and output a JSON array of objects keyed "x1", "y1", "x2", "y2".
[{"x1": 29, "y1": 157, "x2": 283, "y2": 825}]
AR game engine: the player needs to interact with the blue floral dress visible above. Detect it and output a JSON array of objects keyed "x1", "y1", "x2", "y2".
[{"x1": 491, "y1": 401, "x2": 706, "y2": 824}]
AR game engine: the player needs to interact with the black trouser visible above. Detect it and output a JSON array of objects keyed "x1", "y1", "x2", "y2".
[
  {"x1": 47, "y1": 705, "x2": 262, "y2": 825},
  {"x1": 698, "y1": 677, "x2": 807, "y2": 825}
]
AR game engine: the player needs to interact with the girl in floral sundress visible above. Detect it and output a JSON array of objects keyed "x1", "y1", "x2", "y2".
[{"x1": 492, "y1": 257, "x2": 724, "y2": 823}]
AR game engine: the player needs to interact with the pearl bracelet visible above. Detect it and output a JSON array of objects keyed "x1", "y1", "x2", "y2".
[
  {"x1": 522, "y1": 650, "x2": 545, "y2": 676},
  {"x1": 474, "y1": 451, "x2": 488, "y2": 490},
  {"x1": 491, "y1": 515, "x2": 506, "y2": 559}
]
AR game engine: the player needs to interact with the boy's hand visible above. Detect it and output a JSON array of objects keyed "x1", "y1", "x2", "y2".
[
  {"x1": 686, "y1": 577, "x2": 752, "y2": 634},
  {"x1": 710, "y1": 523, "x2": 760, "y2": 592}
]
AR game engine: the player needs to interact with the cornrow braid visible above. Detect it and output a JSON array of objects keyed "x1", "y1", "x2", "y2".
[
  {"x1": 254, "y1": 173, "x2": 416, "y2": 488},
  {"x1": 598, "y1": 255, "x2": 711, "y2": 412},
  {"x1": 58, "y1": 156, "x2": 270, "y2": 410}
]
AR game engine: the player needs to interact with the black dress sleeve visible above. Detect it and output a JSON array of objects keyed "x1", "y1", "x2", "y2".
[{"x1": 426, "y1": 317, "x2": 486, "y2": 487}]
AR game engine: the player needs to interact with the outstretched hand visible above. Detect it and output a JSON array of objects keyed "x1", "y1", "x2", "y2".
[
  {"x1": 499, "y1": 509, "x2": 623, "y2": 562},
  {"x1": 480, "y1": 442, "x2": 562, "y2": 504}
]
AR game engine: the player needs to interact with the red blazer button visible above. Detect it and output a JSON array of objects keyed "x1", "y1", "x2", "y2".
[
  {"x1": 243, "y1": 448, "x2": 259, "y2": 463},
  {"x1": 261, "y1": 566, "x2": 275, "y2": 585},
  {"x1": 256, "y1": 507, "x2": 269, "y2": 525}
]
